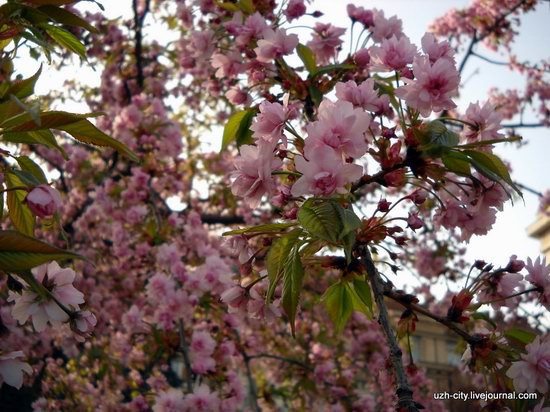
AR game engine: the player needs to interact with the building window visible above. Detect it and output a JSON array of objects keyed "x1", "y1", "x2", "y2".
[
  {"x1": 411, "y1": 336, "x2": 422, "y2": 362},
  {"x1": 447, "y1": 341, "x2": 461, "y2": 366}
]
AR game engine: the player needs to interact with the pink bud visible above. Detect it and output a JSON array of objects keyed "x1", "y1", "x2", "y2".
[
  {"x1": 354, "y1": 48, "x2": 370, "y2": 67},
  {"x1": 407, "y1": 213, "x2": 424, "y2": 231},
  {"x1": 408, "y1": 190, "x2": 427, "y2": 205},
  {"x1": 377, "y1": 199, "x2": 391, "y2": 212},
  {"x1": 25, "y1": 185, "x2": 62, "y2": 218},
  {"x1": 506, "y1": 255, "x2": 525, "y2": 273}
]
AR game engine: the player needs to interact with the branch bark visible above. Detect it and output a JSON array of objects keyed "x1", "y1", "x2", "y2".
[
  {"x1": 177, "y1": 319, "x2": 194, "y2": 393},
  {"x1": 132, "y1": 0, "x2": 151, "y2": 90},
  {"x1": 359, "y1": 245, "x2": 420, "y2": 411}
]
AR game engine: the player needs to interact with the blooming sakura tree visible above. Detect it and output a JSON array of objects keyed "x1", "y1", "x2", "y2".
[{"x1": 0, "y1": 0, "x2": 549, "y2": 411}]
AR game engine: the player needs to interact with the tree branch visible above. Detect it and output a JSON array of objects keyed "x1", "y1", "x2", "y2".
[
  {"x1": 177, "y1": 319, "x2": 194, "y2": 393},
  {"x1": 132, "y1": 0, "x2": 151, "y2": 90},
  {"x1": 351, "y1": 162, "x2": 406, "y2": 193},
  {"x1": 502, "y1": 122, "x2": 545, "y2": 129},
  {"x1": 359, "y1": 245, "x2": 420, "y2": 411},
  {"x1": 384, "y1": 289, "x2": 480, "y2": 345},
  {"x1": 458, "y1": 31, "x2": 477, "y2": 75}
]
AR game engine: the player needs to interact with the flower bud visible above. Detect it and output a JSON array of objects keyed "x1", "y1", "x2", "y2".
[
  {"x1": 377, "y1": 199, "x2": 391, "y2": 213},
  {"x1": 407, "y1": 213, "x2": 424, "y2": 231},
  {"x1": 25, "y1": 185, "x2": 62, "y2": 218},
  {"x1": 506, "y1": 254, "x2": 525, "y2": 273}
]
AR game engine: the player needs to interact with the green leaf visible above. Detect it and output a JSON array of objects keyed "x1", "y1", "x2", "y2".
[
  {"x1": 0, "y1": 100, "x2": 25, "y2": 125},
  {"x1": 4, "y1": 173, "x2": 34, "y2": 236},
  {"x1": 425, "y1": 120, "x2": 459, "y2": 148},
  {"x1": 0, "y1": 65, "x2": 42, "y2": 101},
  {"x1": 216, "y1": 1, "x2": 240, "y2": 12},
  {"x1": 15, "y1": 156, "x2": 48, "y2": 184},
  {"x1": 457, "y1": 135, "x2": 522, "y2": 148},
  {"x1": 342, "y1": 231, "x2": 355, "y2": 264},
  {"x1": 221, "y1": 109, "x2": 255, "y2": 151},
  {"x1": 281, "y1": 246, "x2": 305, "y2": 336},
  {"x1": 2, "y1": 130, "x2": 68, "y2": 159},
  {"x1": 307, "y1": 85, "x2": 323, "y2": 108},
  {"x1": 339, "y1": 207, "x2": 362, "y2": 239},
  {"x1": 298, "y1": 200, "x2": 360, "y2": 244},
  {"x1": 298, "y1": 200, "x2": 342, "y2": 244},
  {"x1": 3, "y1": 110, "x2": 95, "y2": 130},
  {"x1": 0, "y1": 230, "x2": 83, "y2": 273},
  {"x1": 237, "y1": 0, "x2": 255, "y2": 13},
  {"x1": 504, "y1": 328, "x2": 537, "y2": 346},
  {"x1": 37, "y1": 5, "x2": 98, "y2": 33},
  {"x1": 296, "y1": 43, "x2": 316, "y2": 73},
  {"x1": 266, "y1": 229, "x2": 302, "y2": 303},
  {"x1": 40, "y1": 23, "x2": 86, "y2": 59},
  {"x1": 442, "y1": 151, "x2": 471, "y2": 175},
  {"x1": 322, "y1": 281, "x2": 353, "y2": 333},
  {"x1": 350, "y1": 278, "x2": 373, "y2": 318},
  {"x1": 222, "y1": 222, "x2": 296, "y2": 236},
  {"x1": 464, "y1": 150, "x2": 521, "y2": 195},
  {"x1": 57, "y1": 119, "x2": 139, "y2": 162},
  {"x1": 310, "y1": 64, "x2": 356, "y2": 78}
]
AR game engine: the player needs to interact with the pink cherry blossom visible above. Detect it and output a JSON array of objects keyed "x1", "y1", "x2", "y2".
[
  {"x1": 284, "y1": 0, "x2": 306, "y2": 22},
  {"x1": 254, "y1": 28, "x2": 298, "y2": 62},
  {"x1": 153, "y1": 388, "x2": 185, "y2": 412},
  {"x1": 335, "y1": 79, "x2": 381, "y2": 112},
  {"x1": 250, "y1": 101, "x2": 289, "y2": 144},
  {"x1": 230, "y1": 143, "x2": 282, "y2": 208},
  {"x1": 507, "y1": 335, "x2": 550, "y2": 393},
  {"x1": 235, "y1": 12, "x2": 267, "y2": 46},
  {"x1": 220, "y1": 285, "x2": 249, "y2": 310},
  {"x1": 370, "y1": 9, "x2": 403, "y2": 42},
  {"x1": 395, "y1": 56, "x2": 460, "y2": 117},
  {"x1": 421, "y1": 33, "x2": 454, "y2": 64},
  {"x1": 369, "y1": 35, "x2": 417, "y2": 72},
  {"x1": 71, "y1": 310, "x2": 97, "y2": 342},
  {"x1": 307, "y1": 23, "x2": 346, "y2": 65},
  {"x1": 304, "y1": 99, "x2": 371, "y2": 159},
  {"x1": 291, "y1": 146, "x2": 363, "y2": 197},
  {"x1": 190, "y1": 330, "x2": 216, "y2": 356},
  {"x1": 463, "y1": 101, "x2": 504, "y2": 142},
  {"x1": 25, "y1": 185, "x2": 62, "y2": 218},
  {"x1": 183, "y1": 384, "x2": 220, "y2": 411},
  {"x1": 226, "y1": 235, "x2": 253, "y2": 264},
  {"x1": 525, "y1": 256, "x2": 550, "y2": 309},
  {"x1": 8, "y1": 261, "x2": 85, "y2": 332},
  {"x1": 478, "y1": 272, "x2": 523, "y2": 309},
  {"x1": 225, "y1": 87, "x2": 251, "y2": 106},
  {"x1": 210, "y1": 51, "x2": 243, "y2": 79},
  {"x1": 0, "y1": 351, "x2": 32, "y2": 389},
  {"x1": 347, "y1": 5, "x2": 374, "y2": 27}
]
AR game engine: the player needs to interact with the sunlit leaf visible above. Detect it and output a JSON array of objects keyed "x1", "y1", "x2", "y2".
[
  {"x1": 0, "y1": 230, "x2": 82, "y2": 273},
  {"x1": 5, "y1": 173, "x2": 34, "y2": 236},
  {"x1": 38, "y1": 5, "x2": 98, "y2": 33},
  {"x1": 297, "y1": 43, "x2": 316, "y2": 73},
  {"x1": 322, "y1": 281, "x2": 353, "y2": 333},
  {"x1": 40, "y1": 23, "x2": 86, "y2": 59},
  {"x1": 266, "y1": 229, "x2": 302, "y2": 303},
  {"x1": 221, "y1": 109, "x2": 255, "y2": 151},
  {"x1": 281, "y1": 246, "x2": 305, "y2": 336}
]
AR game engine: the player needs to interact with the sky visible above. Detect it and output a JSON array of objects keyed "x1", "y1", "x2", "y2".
[{"x1": 22, "y1": 0, "x2": 550, "y2": 267}]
